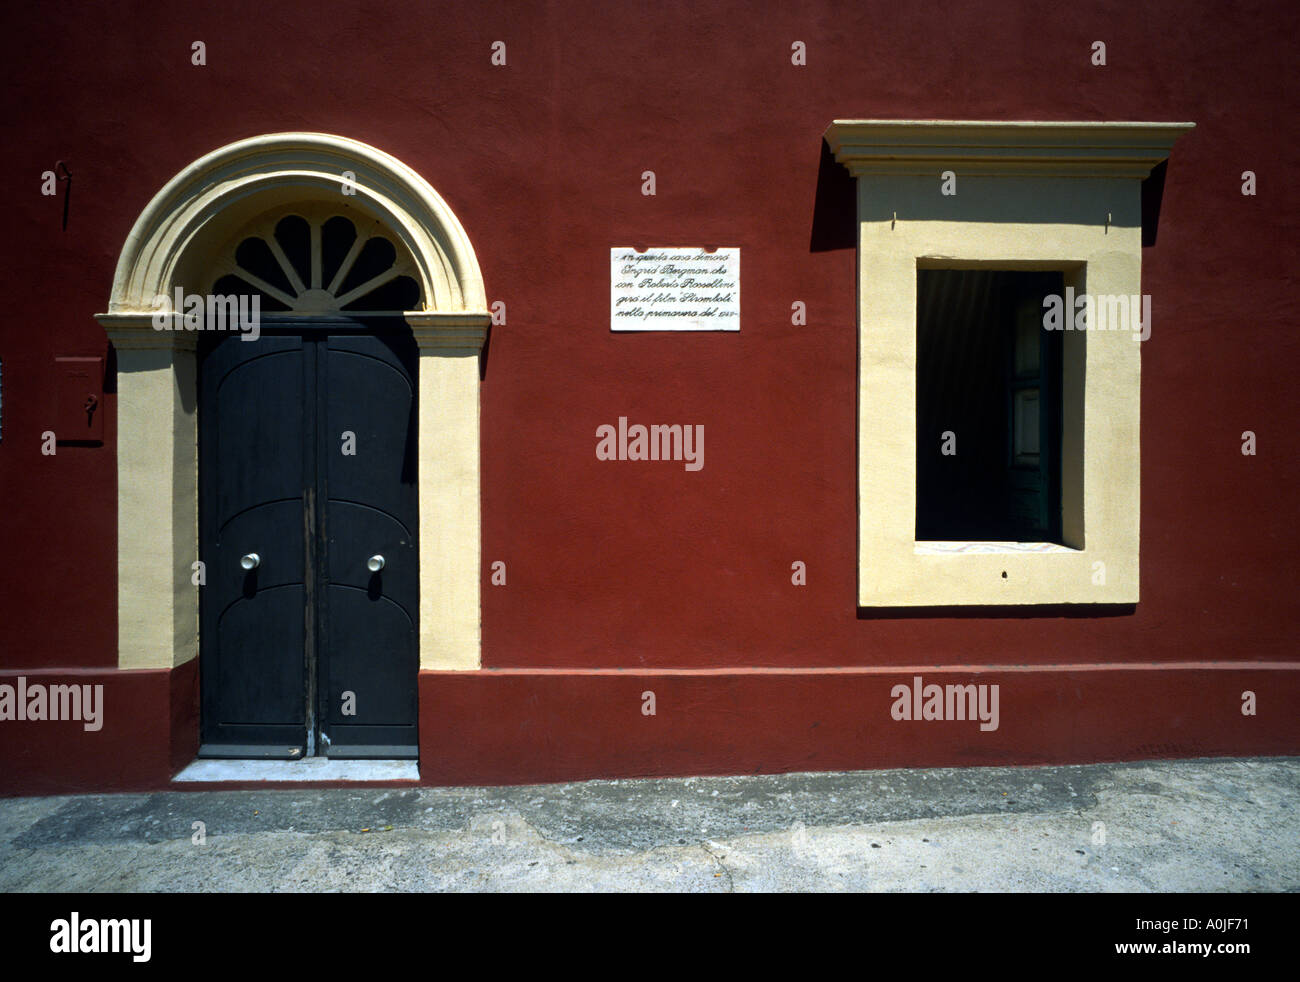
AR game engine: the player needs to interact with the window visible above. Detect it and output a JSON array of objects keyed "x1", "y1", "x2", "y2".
[
  {"x1": 916, "y1": 267, "x2": 1069, "y2": 545},
  {"x1": 825, "y1": 120, "x2": 1193, "y2": 606}
]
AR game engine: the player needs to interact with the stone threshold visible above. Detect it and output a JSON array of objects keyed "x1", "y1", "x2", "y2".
[{"x1": 173, "y1": 759, "x2": 419, "y2": 783}]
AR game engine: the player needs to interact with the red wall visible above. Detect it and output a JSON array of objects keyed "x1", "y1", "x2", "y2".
[
  {"x1": 0, "y1": 2, "x2": 1295, "y2": 788},
  {"x1": 419, "y1": 667, "x2": 1300, "y2": 785}
]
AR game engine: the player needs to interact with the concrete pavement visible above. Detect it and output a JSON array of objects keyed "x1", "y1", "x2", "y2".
[{"x1": 0, "y1": 756, "x2": 1295, "y2": 891}]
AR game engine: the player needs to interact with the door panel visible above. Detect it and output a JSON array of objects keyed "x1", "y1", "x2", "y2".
[
  {"x1": 209, "y1": 499, "x2": 307, "y2": 732},
  {"x1": 200, "y1": 336, "x2": 308, "y2": 755},
  {"x1": 319, "y1": 332, "x2": 419, "y2": 757},
  {"x1": 211, "y1": 585, "x2": 306, "y2": 728}
]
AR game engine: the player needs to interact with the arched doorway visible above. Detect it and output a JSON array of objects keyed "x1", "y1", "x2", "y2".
[
  {"x1": 96, "y1": 134, "x2": 491, "y2": 768},
  {"x1": 197, "y1": 206, "x2": 423, "y2": 758}
]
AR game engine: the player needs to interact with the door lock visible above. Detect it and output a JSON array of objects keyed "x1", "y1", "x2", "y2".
[
  {"x1": 240, "y1": 552, "x2": 261, "y2": 570},
  {"x1": 366, "y1": 555, "x2": 385, "y2": 572}
]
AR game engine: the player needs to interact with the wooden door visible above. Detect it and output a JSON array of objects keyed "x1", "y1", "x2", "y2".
[{"x1": 198, "y1": 320, "x2": 419, "y2": 759}]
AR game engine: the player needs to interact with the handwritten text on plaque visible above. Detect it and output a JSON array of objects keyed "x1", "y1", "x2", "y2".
[{"x1": 610, "y1": 247, "x2": 740, "y2": 331}]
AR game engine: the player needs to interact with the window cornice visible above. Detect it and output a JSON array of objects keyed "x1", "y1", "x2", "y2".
[{"x1": 824, "y1": 120, "x2": 1194, "y2": 178}]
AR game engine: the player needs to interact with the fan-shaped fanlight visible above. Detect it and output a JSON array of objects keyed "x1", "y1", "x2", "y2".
[{"x1": 210, "y1": 206, "x2": 421, "y2": 314}]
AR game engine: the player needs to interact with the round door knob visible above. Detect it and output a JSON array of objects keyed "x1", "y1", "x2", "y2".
[
  {"x1": 367, "y1": 555, "x2": 385, "y2": 572},
  {"x1": 240, "y1": 553, "x2": 260, "y2": 570}
]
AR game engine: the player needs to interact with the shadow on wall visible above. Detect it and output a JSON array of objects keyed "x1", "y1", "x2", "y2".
[
  {"x1": 857, "y1": 604, "x2": 1137, "y2": 620},
  {"x1": 810, "y1": 139, "x2": 857, "y2": 253}
]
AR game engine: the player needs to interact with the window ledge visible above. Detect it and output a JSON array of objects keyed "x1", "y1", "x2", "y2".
[{"x1": 914, "y1": 541, "x2": 1078, "y2": 555}]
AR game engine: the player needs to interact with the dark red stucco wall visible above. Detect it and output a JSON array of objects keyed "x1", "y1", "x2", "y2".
[{"x1": 0, "y1": 0, "x2": 1295, "y2": 685}]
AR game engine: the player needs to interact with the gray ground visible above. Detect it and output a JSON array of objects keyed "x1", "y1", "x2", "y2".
[{"x1": 1, "y1": 756, "x2": 1296, "y2": 892}]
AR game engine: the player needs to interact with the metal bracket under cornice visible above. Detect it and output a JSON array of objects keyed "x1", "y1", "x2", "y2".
[{"x1": 824, "y1": 120, "x2": 1195, "y2": 179}]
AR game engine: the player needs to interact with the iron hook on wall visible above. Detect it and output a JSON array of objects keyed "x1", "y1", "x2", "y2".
[{"x1": 55, "y1": 160, "x2": 72, "y2": 232}]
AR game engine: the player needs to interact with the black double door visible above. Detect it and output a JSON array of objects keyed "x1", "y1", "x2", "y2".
[{"x1": 198, "y1": 320, "x2": 419, "y2": 759}]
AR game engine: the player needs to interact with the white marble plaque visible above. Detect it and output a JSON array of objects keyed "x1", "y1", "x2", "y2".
[{"x1": 610, "y1": 247, "x2": 740, "y2": 331}]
